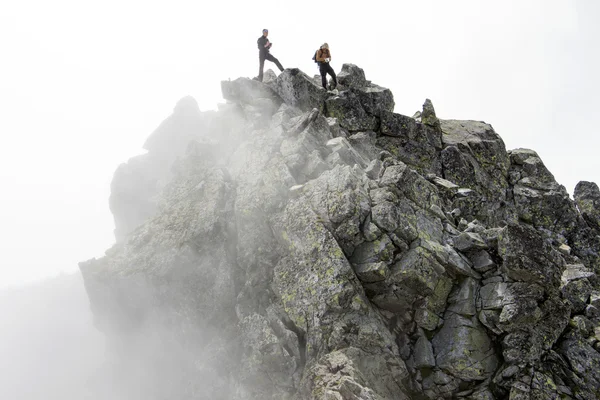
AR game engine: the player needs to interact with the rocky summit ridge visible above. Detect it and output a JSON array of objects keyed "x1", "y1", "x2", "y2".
[{"x1": 81, "y1": 64, "x2": 600, "y2": 400}]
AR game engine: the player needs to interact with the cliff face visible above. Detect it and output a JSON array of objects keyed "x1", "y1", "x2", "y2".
[{"x1": 81, "y1": 65, "x2": 600, "y2": 399}]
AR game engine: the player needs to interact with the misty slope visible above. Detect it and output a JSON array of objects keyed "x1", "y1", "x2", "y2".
[{"x1": 81, "y1": 65, "x2": 600, "y2": 399}]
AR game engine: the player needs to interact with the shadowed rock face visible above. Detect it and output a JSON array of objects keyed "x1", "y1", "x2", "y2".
[{"x1": 81, "y1": 64, "x2": 600, "y2": 399}]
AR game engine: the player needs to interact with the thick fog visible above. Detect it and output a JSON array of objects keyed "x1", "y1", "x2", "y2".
[
  {"x1": 0, "y1": 271, "x2": 229, "y2": 399},
  {"x1": 0, "y1": 273, "x2": 106, "y2": 398}
]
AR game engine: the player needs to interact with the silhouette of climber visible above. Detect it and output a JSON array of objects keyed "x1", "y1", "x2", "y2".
[
  {"x1": 256, "y1": 29, "x2": 284, "y2": 82},
  {"x1": 315, "y1": 43, "x2": 337, "y2": 90}
]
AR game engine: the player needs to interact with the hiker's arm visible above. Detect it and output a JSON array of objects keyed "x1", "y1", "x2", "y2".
[{"x1": 316, "y1": 50, "x2": 325, "y2": 62}]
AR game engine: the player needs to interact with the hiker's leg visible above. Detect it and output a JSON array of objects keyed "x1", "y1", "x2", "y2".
[
  {"x1": 320, "y1": 66, "x2": 327, "y2": 89},
  {"x1": 266, "y1": 53, "x2": 284, "y2": 72},
  {"x1": 328, "y1": 64, "x2": 337, "y2": 88},
  {"x1": 258, "y1": 55, "x2": 266, "y2": 81}
]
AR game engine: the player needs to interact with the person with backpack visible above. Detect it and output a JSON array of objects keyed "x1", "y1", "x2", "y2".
[
  {"x1": 315, "y1": 43, "x2": 337, "y2": 90},
  {"x1": 256, "y1": 29, "x2": 284, "y2": 82}
]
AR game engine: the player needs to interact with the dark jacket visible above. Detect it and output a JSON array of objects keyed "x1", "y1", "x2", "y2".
[{"x1": 257, "y1": 36, "x2": 272, "y2": 54}]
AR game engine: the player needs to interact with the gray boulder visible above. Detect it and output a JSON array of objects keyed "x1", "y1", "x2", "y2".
[
  {"x1": 272, "y1": 68, "x2": 328, "y2": 112},
  {"x1": 575, "y1": 180, "x2": 600, "y2": 231},
  {"x1": 325, "y1": 90, "x2": 379, "y2": 131},
  {"x1": 337, "y1": 63, "x2": 368, "y2": 88}
]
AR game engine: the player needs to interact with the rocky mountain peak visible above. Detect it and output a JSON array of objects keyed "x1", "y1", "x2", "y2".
[{"x1": 81, "y1": 64, "x2": 600, "y2": 399}]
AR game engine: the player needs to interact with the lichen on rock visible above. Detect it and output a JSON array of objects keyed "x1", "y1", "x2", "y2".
[{"x1": 80, "y1": 64, "x2": 600, "y2": 399}]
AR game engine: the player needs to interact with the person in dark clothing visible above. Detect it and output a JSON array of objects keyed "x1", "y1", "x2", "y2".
[
  {"x1": 256, "y1": 29, "x2": 284, "y2": 82},
  {"x1": 315, "y1": 43, "x2": 337, "y2": 90}
]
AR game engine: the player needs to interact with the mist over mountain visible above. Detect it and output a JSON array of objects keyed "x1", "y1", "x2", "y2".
[
  {"x1": 5, "y1": 63, "x2": 600, "y2": 399},
  {"x1": 83, "y1": 65, "x2": 600, "y2": 399}
]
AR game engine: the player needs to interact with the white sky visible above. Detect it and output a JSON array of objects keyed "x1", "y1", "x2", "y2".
[{"x1": 0, "y1": 0, "x2": 598, "y2": 288}]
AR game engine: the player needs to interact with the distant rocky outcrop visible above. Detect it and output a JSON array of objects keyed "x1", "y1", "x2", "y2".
[{"x1": 81, "y1": 64, "x2": 600, "y2": 399}]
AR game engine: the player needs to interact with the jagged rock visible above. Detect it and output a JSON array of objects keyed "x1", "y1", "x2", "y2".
[
  {"x1": 354, "y1": 262, "x2": 390, "y2": 283},
  {"x1": 109, "y1": 96, "x2": 213, "y2": 242},
  {"x1": 365, "y1": 158, "x2": 384, "y2": 180},
  {"x1": 591, "y1": 291, "x2": 600, "y2": 308},
  {"x1": 80, "y1": 65, "x2": 600, "y2": 400},
  {"x1": 378, "y1": 110, "x2": 443, "y2": 175},
  {"x1": 575, "y1": 181, "x2": 600, "y2": 231},
  {"x1": 326, "y1": 137, "x2": 369, "y2": 168},
  {"x1": 337, "y1": 63, "x2": 368, "y2": 88},
  {"x1": 349, "y1": 234, "x2": 395, "y2": 266},
  {"x1": 432, "y1": 313, "x2": 498, "y2": 381},
  {"x1": 586, "y1": 304, "x2": 600, "y2": 321},
  {"x1": 429, "y1": 175, "x2": 459, "y2": 194},
  {"x1": 325, "y1": 90, "x2": 379, "y2": 131},
  {"x1": 263, "y1": 68, "x2": 278, "y2": 84},
  {"x1": 352, "y1": 85, "x2": 394, "y2": 118},
  {"x1": 558, "y1": 243, "x2": 572, "y2": 255},
  {"x1": 440, "y1": 120, "x2": 509, "y2": 226},
  {"x1": 370, "y1": 245, "x2": 448, "y2": 314},
  {"x1": 414, "y1": 334, "x2": 436, "y2": 369},
  {"x1": 509, "y1": 148, "x2": 578, "y2": 235},
  {"x1": 414, "y1": 307, "x2": 441, "y2": 331},
  {"x1": 447, "y1": 278, "x2": 478, "y2": 316},
  {"x1": 570, "y1": 315, "x2": 594, "y2": 337},
  {"x1": 453, "y1": 232, "x2": 488, "y2": 252},
  {"x1": 469, "y1": 250, "x2": 496, "y2": 273},
  {"x1": 272, "y1": 68, "x2": 328, "y2": 112},
  {"x1": 222, "y1": 77, "x2": 281, "y2": 107},
  {"x1": 498, "y1": 224, "x2": 564, "y2": 286},
  {"x1": 561, "y1": 275, "x2": 593, "y2": 314},
  {"x1": 303, "y1": 348, "x2": 409, "y2": 400},
  {"x1": 444, "y1": 245, "x2": 481, "y2": 279},
  {"x1": 559, "y1": 331, "x2": 600, "y2": 398},
  {"x1": 421, "y1": 99, "x2": 440, "y2": 130},
  {"x1": 347, "y1": 131, "x2": 379, "y2": 160}
]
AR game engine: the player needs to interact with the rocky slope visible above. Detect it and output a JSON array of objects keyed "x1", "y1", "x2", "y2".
[{"x1": 81, "y1": 65, "x2": 600, "y2": 399}]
